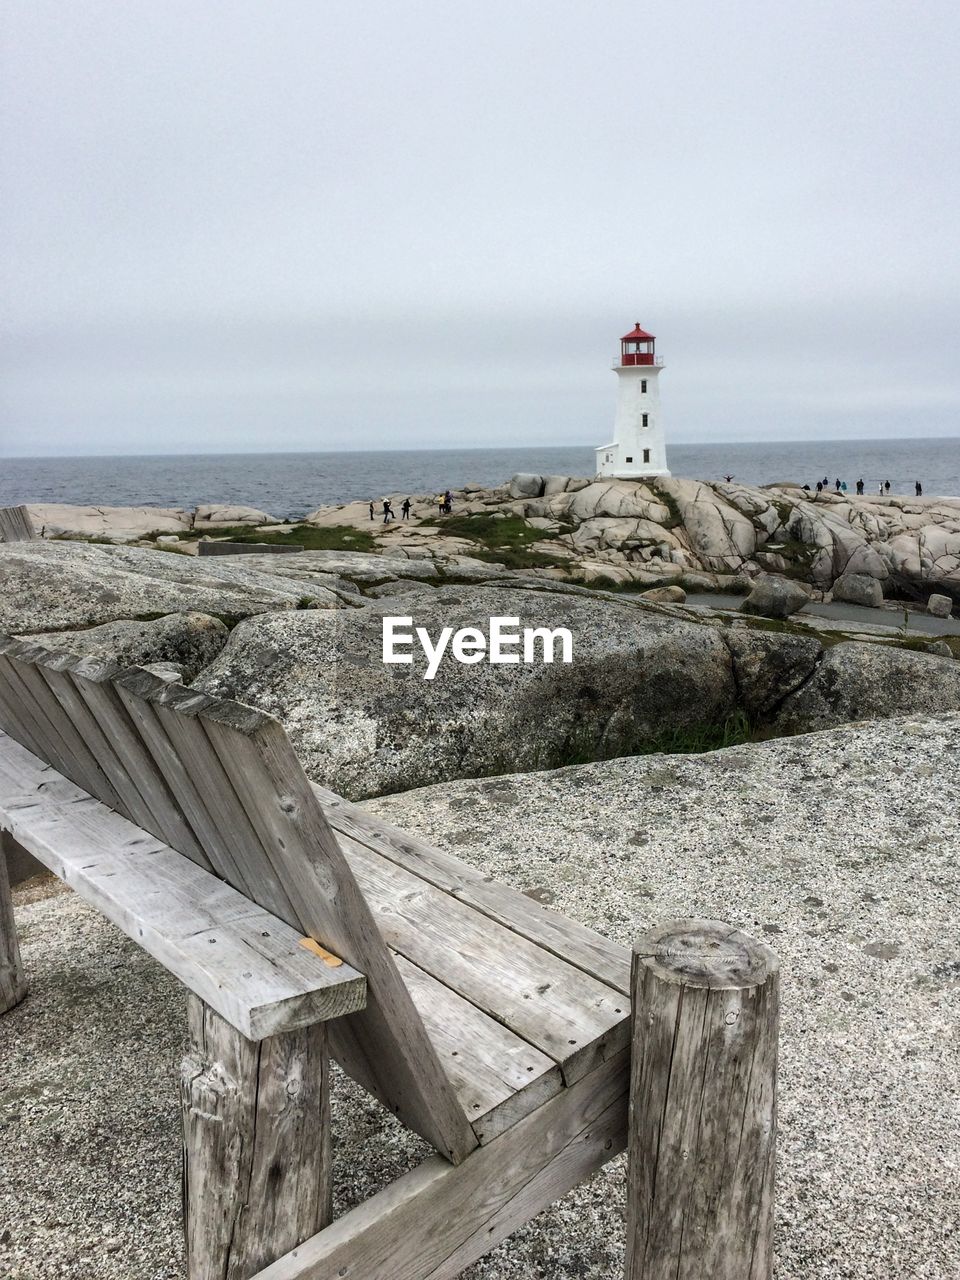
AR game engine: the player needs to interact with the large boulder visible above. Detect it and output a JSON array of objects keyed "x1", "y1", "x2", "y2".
[
  {"x1": 508, "y1": 474, "x2": 544, "y2": 499},
  {"x1": 560, "y1": 482, "x2": 671, "y2": 524},
  {"x1": 723, "y1": 627, "x2": 823, "y2": 719},
  {"x1": 24, "y1": 612, "x2": 229, "y2": 682},
  {"x1": 774, "y1": 642, "x2": 960, "y2": 732},
  {"x1": 832, "y1": 572, "x2": 884, "y2": 608},
  {"x1": 25, "y1": 503, "x2": 190, "y2": 542},
  {"x1": 655, "y1": 479, "x2": 757, "y2": 570},
  {"x1": 740, "y1": 574, "x2": 810, "y2": 619},
  {"x1": 193, "y1": 504, "x2": 280, "y2": 527},
  {"x1": 928, "y1": 593, "x2": 954, "y2": 618},
  {"x1": 194, "y1": 585, "x2": 738, "y2": 798},
  {"x1": 0, "y1": 540, "x2": 367, "y2": 633},
  {"x1": 639, "y1": 585, "x2": 686, "y2": 604}
]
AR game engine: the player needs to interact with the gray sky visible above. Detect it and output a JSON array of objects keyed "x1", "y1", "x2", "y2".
[{"x1": 2, "y1": 0, "x2": 959, "y2": 456}]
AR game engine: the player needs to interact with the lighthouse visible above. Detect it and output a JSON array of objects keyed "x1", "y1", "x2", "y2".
[{"x1": 595, "y1": 322, "x2": 671, "y2": 479}]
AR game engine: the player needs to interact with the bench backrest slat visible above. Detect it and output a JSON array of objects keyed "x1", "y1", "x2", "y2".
[
  {"x1": 0, "y1": 505, "x2": 37, "y2": 542},
  {"x1": 0, "y1": 646, "x2": 124, "y2": 806},
  {"x1": 0, "y1": 633, "x2": 476, "y2": 1164},
  {"x1": 31, "y1": 651, "x2": 169, "y2": 839},
  {"x1": 118, "y1": 673, "x2": 301, "y2": 917}
]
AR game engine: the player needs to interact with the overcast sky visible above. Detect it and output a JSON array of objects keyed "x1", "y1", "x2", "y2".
[{"x1": 2, "y1": 1, "x2": 959, "y2": 457}]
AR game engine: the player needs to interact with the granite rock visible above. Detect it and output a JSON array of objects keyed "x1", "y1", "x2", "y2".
[
  {"x1": 832, "y1": 572, "x2": 884, "y2": 609},
  {"x1": 740, "y1": 574, "x2": 810, "y2": 620},
  {"x1": 24, "y1": 612, "x2": 229, "y2": 682},
  {"x1": 774, "y1": 641, "x2": 960, "y2": 731}
]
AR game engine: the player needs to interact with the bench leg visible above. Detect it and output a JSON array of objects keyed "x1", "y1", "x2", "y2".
[
  {"x1": 625, "y1": 919, "x2": 779, "y2": 1280},
  {"x1": 180, "y1": 994, "x2": 332, "y2": 1280},
  {"x1": 0, "y1": 831, "x2": 29, "y2": 1014}
]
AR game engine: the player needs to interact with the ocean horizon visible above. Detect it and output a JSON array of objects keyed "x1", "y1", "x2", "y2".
[{"x1": 1, "y1": 436, "x2": 957, "y2": 516}]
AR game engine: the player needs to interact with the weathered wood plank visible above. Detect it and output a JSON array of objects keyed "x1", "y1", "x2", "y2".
[
  {"x1": 0, "y1": 830, "x2": 28, "y2": 1013},
  {"x1": 197, "y1": 701, "x2": 478, "y2": 1163},
  {"x1": 340, "y1": 833, "x2": 629, "y2": 1083},
  {"x1": 114, "y1": 668, "x2": 278, "y2": 890},
  {"x1": 60, "y1": 652, "x2": 214, "y2": 868},
  {"x1": 182, "y1": 996, "x2": 332, "y2": 1280},
  {"x1": 0, "y1": 657, "x2": 47, "y2": 759},
  {"x1": 148, "y1": 683, "x2": 287, "y2": 904},
  {"x1": 0, "y1": 732, "x2": 365, "y2": 1038},
  {"x1": 394, "y1": 953, "x2": 562, "y2": 1144},
  {"x1": 626, "y1": 919, "x2": 779, "y2": 1280},
  {"x1": 0, "y1": 505, "x2": 37, "y2": 542},
  {"x1": 250, "y1": 1049, "x2": 629, "y2": 1280},
  {"x1": 313, "y1": 783, "x2": 631, "y2": 993},
  {"x1": 0, "y1": 645, "x2": 119, "y2": 803},
  {"x1": 29, "y1": 645, "x2": 170, "y2": 839}
]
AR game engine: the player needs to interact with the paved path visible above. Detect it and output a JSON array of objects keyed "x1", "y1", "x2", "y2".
[{"x1": 685, "y1": 592, "x2": 960, "y2": 637}]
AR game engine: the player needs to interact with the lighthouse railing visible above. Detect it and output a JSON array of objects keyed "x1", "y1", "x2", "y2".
[{"x1": 613, "y1": 354, "x2": 664, "y2": 369}]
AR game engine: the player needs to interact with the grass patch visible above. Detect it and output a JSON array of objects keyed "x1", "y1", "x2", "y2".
[
  {"x1": 422, "y1": 513, "x2": 570, "y2": 570},
  {"x1": 638, "y1": 710, "x2": 757, "y2": 755},
  {"x1": 50, "y1": 533, "x2": 117, "y2": 546},
  {"x1": 552, "y1": 710, "x2": 759, "y2": 769},
  {"x1": 771, "y1": 498, "x2": 795, "y2": 529},
  {"x1": 181, "y1": 524, "x2": 376, "y2": 553},
  {"x1": 649, "y1": 483, "x2": 684, "y2": 529}
]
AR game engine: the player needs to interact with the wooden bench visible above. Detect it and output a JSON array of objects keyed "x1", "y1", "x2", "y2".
[{"x1": 0, "y1": 633, "x2": 780, "y2": 1279}]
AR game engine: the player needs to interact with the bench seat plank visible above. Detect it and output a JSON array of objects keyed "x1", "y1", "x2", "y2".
[
  {"x1": 313, "y1": 784, "x2": 631, "y2": 995},
  {"x1": 340, "y1": 834, "x2": 630, "y2": 1085},
  {"x1": 395, "y1": 954, "x2": 563, "y2": 1145},
  {"x1": 0, "y1": 732, "x2": 366, "y2": 1040}
]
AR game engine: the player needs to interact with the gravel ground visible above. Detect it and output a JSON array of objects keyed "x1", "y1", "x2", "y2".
[{"x1": 3, "y1": 714, "x2": 959, "y2": 1279}]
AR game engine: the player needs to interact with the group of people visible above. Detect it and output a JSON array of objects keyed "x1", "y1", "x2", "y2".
[
  {"x1": 368, "y1": 489, "x2": 453, "y2": 524},
  {"x1": 370, "y1": 496, "x2": 412, "y2": 523},
  {"x1": 806, "y1": 476, "x2": 923, "y2": 498}
]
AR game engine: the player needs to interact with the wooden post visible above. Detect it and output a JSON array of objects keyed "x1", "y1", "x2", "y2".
[
  {"x1": 625, "y1": 919, "x2": 779, "y2": 1280},
  {"x1": 0, "y1": 831, "x2": 28, "y2": 1013},
  {"x1": 181, "y1": 995, "x2": 333, "y2": 1280}
]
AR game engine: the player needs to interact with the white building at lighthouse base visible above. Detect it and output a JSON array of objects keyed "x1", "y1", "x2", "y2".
[{"x1": 595, "y1": 322, "x2": 671, "y2": 480}]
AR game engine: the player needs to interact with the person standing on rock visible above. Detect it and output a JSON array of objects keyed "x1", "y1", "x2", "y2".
[
  {"x1": 835, "y1": 478, "x2": 842, "y2": 491},
  {"x1": 915, "y1": 481, "x2": 923, "y2": 497},
  {"x1": 369, "y1": 500, "x2": 375, "y2": 521},
  {"x1": 816, "y1": 480, "x2": 824, "y2": 496},
  {"x1": 885, "y1": 480, "x2": 891, "y2": 493},
  {"x1": 444, "y1": 489, "x2": 452, "y2": 514},
  {"x1": 856, "y1": 478, "x2": 865, "y2": 495},
  {"x1": 382, "y1": 499, "x2": 394, "y2": 523},
  {"x1": 401, "y1": 497, "x2": 412, "y2": 520}
]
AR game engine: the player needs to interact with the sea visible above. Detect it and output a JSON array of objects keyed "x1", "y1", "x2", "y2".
[{"x1": 1, "y1": 438, "x2": 957, "y2": 517}]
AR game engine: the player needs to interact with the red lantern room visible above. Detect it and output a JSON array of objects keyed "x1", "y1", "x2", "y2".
[{"x1": 619, "y1": 323, "x2": 656, "y2": 367}]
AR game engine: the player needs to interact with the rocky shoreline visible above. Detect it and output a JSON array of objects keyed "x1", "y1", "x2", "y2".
[
  {"x1": 1, "y1": 517, "x2": 959, "y2": 798},
  {"x1": 18, "y1": 472, "x2": 960, "y2": 611}
]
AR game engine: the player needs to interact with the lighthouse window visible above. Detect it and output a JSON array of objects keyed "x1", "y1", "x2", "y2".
[
  {"x1": 625, "y1": 456, "x2": 633, "y2": 463},
  {"x1": 643, "y1": 449, "x2": 651, "y2": 463},
  {"x1": 641, "y1": 380, "x2": 647, "y2": 392},
  {"x1": 642, "y1": 413, "x2": 649, "y2": 427}
]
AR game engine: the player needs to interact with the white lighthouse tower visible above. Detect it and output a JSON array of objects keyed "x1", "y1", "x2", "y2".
[{"x1": 595, "y1": 322, "x2": 671, "y2": 479}]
